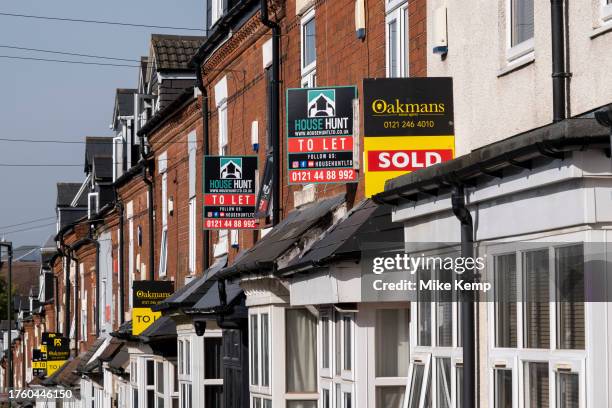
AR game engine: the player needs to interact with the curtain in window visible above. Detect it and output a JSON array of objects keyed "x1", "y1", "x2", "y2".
[
  {"x1": 525, "y1": 362, "x2": 549, "y2": 408},
  {"x1": 523, "y1": 250, "x2": 550, "y2": 349},
  {"x1": 495, "y1": 369, "x2": 512, "y2": 408},
  {"x1": 556, "y1": 245, "x2": 584, "y2": 349},
  {"x1": 376, "y1": 309, "x2": 409, "y2": 377},
  {"x1": 557, "y1": 372, "x2": 579, "y2": 408},
  {"x1": 376, "y1": 386, "x2": 405, "y2": 408},
  {"x1": 511, "y1": 0, "x2": 534, "y2": 45},
  {"x1": 286, "y1": 309, "x2": 317, "y2": 393}
]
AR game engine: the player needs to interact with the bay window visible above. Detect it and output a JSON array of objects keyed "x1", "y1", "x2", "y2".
[
  {"x1": 375, "y1": 307, "x2": 409, "y2": 408},
  {"x1": 250, "y1": 308, "x2": 271, "y2": 408},
  {"x1": 318, "y1": 309, "x2": 354, "y2": 408},
  {"x1": 489, "y1": 243, "x2": 585, "y2": 408},
  {"x1": 204, "y1": 336, "x2": 223, "y2": 406}
]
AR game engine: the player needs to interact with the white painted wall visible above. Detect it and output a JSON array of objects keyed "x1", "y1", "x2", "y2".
[{"x1": 427, "y1": 0, "x2": 612, "y2": 156}]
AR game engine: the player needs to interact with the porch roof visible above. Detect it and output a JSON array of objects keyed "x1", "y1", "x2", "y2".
[
  {"x1": 373, "y1": 118, "x2": 609, "y2": 205},
  {"x1": 153, "y1": 255, "x2": 227, "y2": 312},
  {"x1": 279, "y1": 199, "x2": 403, "y2": 276},
  {"x1": 217, "y1": 194, "x2": 345, "y2": 279}
]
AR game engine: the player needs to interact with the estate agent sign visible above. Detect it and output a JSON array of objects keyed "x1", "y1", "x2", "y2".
[
  {"x1": 132, "y1": 280, "x2": 174, "y2": 335},
  {"x1": 363, "y1": 77, "x2": 455, "y2": 196},
  {"x1": 42, "y1": 332, "x2": 69, "y2": 376},
  {"x1": 203, "y1": 156, "x2": 258, "y2": 229},
  {"x1": 287, "y1": 86, "x2": 358, "y2": 184}
]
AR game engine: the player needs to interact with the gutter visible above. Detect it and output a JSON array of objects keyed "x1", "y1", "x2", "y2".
[{"x1": 374, "y1": 118, "x2": 609, "y2": 204}]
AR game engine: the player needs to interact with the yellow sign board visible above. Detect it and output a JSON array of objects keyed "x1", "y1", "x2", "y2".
[{"x1": 132, "y1": 307, "x2": 163, "y2": 335}]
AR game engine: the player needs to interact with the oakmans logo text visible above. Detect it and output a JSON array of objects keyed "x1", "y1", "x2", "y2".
[{"x1": 371, "y1": 99, "x2": 446, "y2": 115}]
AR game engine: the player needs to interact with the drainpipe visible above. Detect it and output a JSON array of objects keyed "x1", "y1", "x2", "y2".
[
  {"x1": 451, "y1": 185, "x2": 475, "y2": 408},
  {"x1": 551, "y1": 0, "x2": 568, "y2": 122},
  {"x1": 260, "y1": 0, "x2": 281, "y2": 226},
  {"x1": 64, "y1": 247, "x2": 78, "y2": 355},
  {"x1": 195, "y1": 61, "x2": 210, "y2": 272},
  {"x1": 116, "y1": 199, "x2": 126, "y2": 324},
  {"x1": 140, "y1": 137, "x2": 155, "y2": 281}
]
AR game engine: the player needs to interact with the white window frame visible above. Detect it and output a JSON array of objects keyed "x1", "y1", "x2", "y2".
[
  {"x1": 203, "y1": 329, "x2": 224, "y2": 405},
  {"x1": 113, "y1": 135, "x2": 124, "y2": 182},
  {"x1": 602, "y1": 0, "x2": 612, "y2": 22},
  {"x1": 159, "y1": 152, "x2": 168, "y2": 277},
  {"x1": 218, "y1": 102, "x2": 228, "y2": 155},
  {"x1": 505, "y1": 0, "x2": 535, "y2": 63},
  {"x1": 300, "y1": 8, "x2": 317, "y2": 75},
  {"x1": 249, "y1": 308, "x2": 272, "y2": 396},
  {"x1": 188, "y1": 131, "x2": 197, "y2": 274},
  {"x1": 385, "y1": 1, "x2": 409, "y2": 78},
  {"x1": 485, "y1": 237, "x2": 588, "y2": 408},
  {"x1": 210, "y1": 0, "x2": 224, "y2": 26}
]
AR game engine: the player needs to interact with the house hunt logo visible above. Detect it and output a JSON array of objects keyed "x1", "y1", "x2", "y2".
[
  {"x1": 220, "y1": 157, "x2": 243, "y2": 179},
  {"x1": 307, "y1": 89, "x2": 336, "y2": 117}
]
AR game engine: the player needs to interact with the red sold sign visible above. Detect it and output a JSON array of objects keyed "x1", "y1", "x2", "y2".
[{"x1": 367, "y1": 149, "x2": 453, "y2": 171}]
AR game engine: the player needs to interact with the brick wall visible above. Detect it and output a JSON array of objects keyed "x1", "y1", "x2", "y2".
[{"x1": 200, "y1": 0, "x2": 427, "y2": 259}]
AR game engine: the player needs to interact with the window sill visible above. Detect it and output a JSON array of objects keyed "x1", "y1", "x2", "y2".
[
  {"x1": 497, "y1": 54, "x2": 535, "y2": 78},
  {"x1": 590, "y1": 20, "x2": 612, "y2": 39}
]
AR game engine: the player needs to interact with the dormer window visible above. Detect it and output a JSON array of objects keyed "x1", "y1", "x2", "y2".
[
  {"x1": 209, "y1": 0, "x2": 225, "y2": 27},
  {"x1": 88, "y1": 192, "x2": 99, "y2": 219}
]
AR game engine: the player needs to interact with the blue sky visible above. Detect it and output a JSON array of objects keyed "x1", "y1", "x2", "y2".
[{"x1": 0, "y1": 0, "x2": 204, "y2": 247}]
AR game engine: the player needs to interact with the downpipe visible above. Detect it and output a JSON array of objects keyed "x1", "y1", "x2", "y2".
[{"x1": 451, "y1": 185, "x2": 476, "y2": 408}]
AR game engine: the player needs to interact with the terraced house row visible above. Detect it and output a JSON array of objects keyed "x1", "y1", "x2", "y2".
[{"x1": 2, "y1": 0, "x2": 612, "y2": 407}]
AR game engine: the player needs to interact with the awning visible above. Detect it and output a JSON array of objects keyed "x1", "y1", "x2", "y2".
[
  {"x1": 107, "y1": 348, "x2": 129, "y2": 377},
  {"x1": 75, "y1": 337, "x2": 108, "y2": 377},
  {"x1": 98, "y1": 338, "x2": 124, "y2": 363},
  {"x1": 374, "y1": 118, "x2": 609, "y2": 204},
  {"x1": 279, "y1": 200, "x2": 403, "y2": 275},
  {"x1": 187, "y1": 280, "x2": 244, "y2": 314},
  {"x1": 152, "y1": 255, "x2": 227, "y2": 312},
  {"x1": 139, "y1": 316, "x2": 176, "y2": 343},
  {"x1": 110, "y1": 320, "x2": 138, "y2": 341},
  {"x1": 42, "y1": 356, "x2": 82, "y2": 387},
  {"x1": 218, "y1": 194, "x2": 345, "y2": 279}
]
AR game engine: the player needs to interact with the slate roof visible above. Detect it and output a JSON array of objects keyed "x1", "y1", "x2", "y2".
[
  {"x1": 84, "y1": 137, "x2": 113, "y2": 173},
  {"x1": 56, "y1": 182, "x2": 85, "y2": 207},
  {"x1": 92, "y1": 155, "x2": 113, "y2": 180},
  {"x1": 218, "y1": 194, "x2": 345, "y2": 279},
  {"x1": 42, "y1": 356, "x2": 81, "y2": 387},
  {"x1": 189, "y1": 280, "x2": 243, "y2": 314},
  {"x1": 12, "y1": 245, "x2": 41, "y2": 262},
  {"x1": 149, "y1": 34, "x2": 205, "y2": 71},
  {"x1": 281, "y1": 200, "x2": 403, "y2": 274},
  {"x1": 139, "y1": 316, "x2": 176, "y2": 343}
]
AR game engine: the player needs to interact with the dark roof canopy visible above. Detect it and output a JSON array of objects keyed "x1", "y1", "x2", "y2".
[
  {"x1": 115, "y1": 88, "x2": 136, "y2": 117},
  {"x1": 154, "y1": 255, "x2": 227, "y2": 312},
  {"x1": 139, "y1": 316, "x2": 176, "y2": 343},
  {"x1": 281, "y1": 200, "x2": 403, "y2": 275},
  {"x1": 189, "y1": 280, "x2": 243, "y2": 314},
  {"x1": 218, "y1": 194, "x2": 345, "y2": 279},
  {"x1": 374, "y1": 118, "x2": 609, "y2": 204}
]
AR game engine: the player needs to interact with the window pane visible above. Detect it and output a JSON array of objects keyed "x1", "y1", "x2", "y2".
[
  {"x1": 523, "y1": 250, "x2": 550, "y2": 349},
  {"x1": 185, "y1": 340, "x2": 191, "y2": 376},
  {"x1": 250, "y1": 315, "x2": 259, "y2": 385},
  {"x1": 264, "y1": 400, "x2": 272, "y2": 408},
  {"x1": 147, "y1": 390, "x2": 155, "y2": 408},
  {"x1": 343, "y1": 315, "x2": 352, "y2": 371},
  {"x1": 253, "y1": 397, "x2": 262, "y2": 408},
  {"x1": 388, "y1": 19, "x2": 398, "y2": 77},
  {"x1": 556, "y1": 245, "x2": 585, "y2": 349},
  {"x1": 322, "y1": 389, "x2": 330, "y2": 408},
  {"x1": 436, "y1": 358, "x2": 451, "y2": 408},
  {"x1": 262, "y1": 313, "x2": 270, "y2": 386},
  {"x1": 303, "y1": 18, "x2": 316, "y2": 67},
  {"x1": 437, "y1": 267, "x2": 453, "y2": 347},
  {"x1": 495, "y1": 254, "x2": 518, "y2": 348},
  {"x1": 408, "y1": 364, "x2": 425, "y2": 408},
  {"x1": 511, "y1": 0, "x2": 534, "y2": 46},
  {"x1": 321, "y1": 315, "x2": 330, "y2": 369},
  {"x1": 418, "y1": 268, "x2": 432, "y2": 346},
  {"x1": 286, "y1": 401, "x2": 317, "y2": 408},
  {"x1": 335, "y1": 316, "x2": 342, "y2": 376},
  {"x1": 178, "y1": 341, "x2": 183, "y2": 375},
  {"x1": 494, "y1": 369, "x2": 512, "y2": 408},
  {"x1": 146, "y1": 360, "x2": 155, "y2": 386},
  {"x1": 344, "y1": 393, "x2": 352, "y2": 408},
  {"x1": 204, "y1": 385, "x2": 223, "y2": 407},
  {"x1": 375, "y1": 309, "x2": 409, "y2": 377},
  {"x1": 525, "y1": 362, "x2": 549, "y2": 408},
  {"x1": 456, "y1": 366, "x2": 463, "y2": 408},
  {"x1": 376, "y1": 386, "x2": 405, "y2": 408},
  {"x1": 156, "y1": 362, "x2": 164, "y2": 393},
  {"x1": 286, "y1": 309, "x2": 317, "y2": 392},
  {"x1": 157, "y1": 397, "x2": 164, "y2": 408},
  {"x1": 204, "y1": 338, "x2": 222, "y2": 379},
  {"x1": 557, "y1": 372, "x2": 579, "y2": 408}
]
